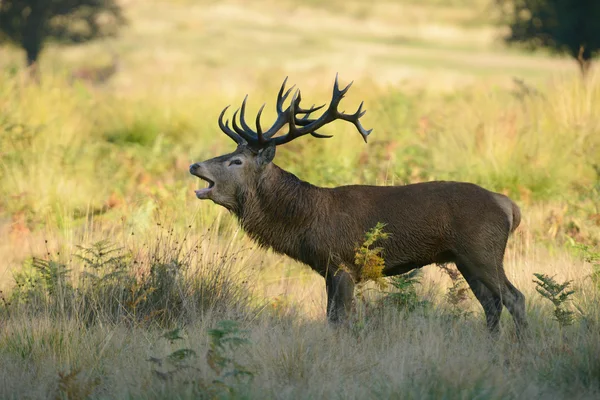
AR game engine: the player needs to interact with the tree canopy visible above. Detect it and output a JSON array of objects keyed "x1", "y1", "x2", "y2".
[
  {"x1": 497, "y1": 0, "x2": 600, "y2": 75},
  {"x1": 0, "y1": 0, "x2": 125, "y2": 70}
]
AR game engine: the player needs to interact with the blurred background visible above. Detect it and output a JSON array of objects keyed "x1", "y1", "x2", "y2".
[{"x1": 1, "y1": 0, "x2": 594, "y2": 91}]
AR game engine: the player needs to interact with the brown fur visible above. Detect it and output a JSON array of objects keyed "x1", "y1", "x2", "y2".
[{"x1": 190, "y1": 145, "x2": 527, "y2": 336}]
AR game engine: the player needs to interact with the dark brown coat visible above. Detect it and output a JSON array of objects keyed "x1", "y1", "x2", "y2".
[{"x1": 191, "y1": 148, "x2": 527, "y2": 335}]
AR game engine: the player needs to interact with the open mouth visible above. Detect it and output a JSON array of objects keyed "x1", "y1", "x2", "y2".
[{"x1": 194, "y1": 176, "x2": 214, "y2": 199}]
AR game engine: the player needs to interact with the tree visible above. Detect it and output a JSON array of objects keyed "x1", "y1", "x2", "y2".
[
  {"x1": 0, "y1": 0, "x2": 125, "y2": 78},
  {"x1": 497, "y1": 0, "x2": 600, "y2": 76}
]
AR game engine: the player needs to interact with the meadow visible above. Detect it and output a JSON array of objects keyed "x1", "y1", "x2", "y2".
[{"x1": 0, "y1": 0, "x2": 599, "y2": 398}]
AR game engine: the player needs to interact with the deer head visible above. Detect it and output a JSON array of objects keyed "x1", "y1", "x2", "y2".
[{"x1": 189, "y1": 75, "x2": 371, "y2": 211}]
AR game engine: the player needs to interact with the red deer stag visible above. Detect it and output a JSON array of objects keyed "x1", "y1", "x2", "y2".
[{"x1": 189, "y1": 76, "x2": 527, "y2": 336}]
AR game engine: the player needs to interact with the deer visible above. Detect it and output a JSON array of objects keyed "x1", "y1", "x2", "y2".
[{"x1": 189, "y1": 76, "x2": 528, "y2": 337}]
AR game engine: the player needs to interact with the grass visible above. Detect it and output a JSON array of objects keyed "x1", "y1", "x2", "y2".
[
  {"x1": 1, "y1": 273, "x2": 599, "y2": 398},
  {"x1": 1, "y1": 0, "x2": 600, "y2": 398}
]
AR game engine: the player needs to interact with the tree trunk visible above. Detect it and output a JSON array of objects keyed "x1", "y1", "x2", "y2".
[
  {"x1": 25, "y1": 46, "x2": 41, "y2": 83},
  {"x1": 22, "y1": 4, "x2": 46, "y2": 84},
  {"x1": 577, "y1": 45, "x2": 593, "y2": 81},
  {"x1": 578, "y1": 59, "x2": 592, "y2": 80}
]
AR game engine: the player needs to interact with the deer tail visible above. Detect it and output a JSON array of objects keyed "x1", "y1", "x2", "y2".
[
  {"x1": 493, "y1": 193, "x2": 521, "y2": 234},
  {"x1": 510, "y1": 200, "x2": 521, "y2": 233}
]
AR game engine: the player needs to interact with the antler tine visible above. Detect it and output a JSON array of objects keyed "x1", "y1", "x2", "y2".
[
  {"x1": 356, "y1": 101, "x2": 366, "y2": 118},
  {"x1": 275, "y1": 76, "x2": 289, "y2": 110},
  {"x1": 294, "y1": 104, "x2": 332, "y2": 139},
  {"x1": 296, "y1": 103, "x2": 326, "y2": 115},
  {"x1": 337, "y1": 101, "x2": 373, "y2": 143},
  {"x1": 334, "y1": 73, "x2": 353, "y2": 97},
  {"x1": 231, "y1": 108, "x2": 242, "y2": 134},
  {"x1": 239, "y1": 95, "x2": 260, "y2": 137},
  {"x1": 256, "y1": 104, "x2": 266, "y2": 144},
  {"x1": 331, "y1": 73, "x2": 353, "y2": 108},
  {"x1": 218, "y1": 106, "x2": 247, "y2": 145},
  {"x1": 231, "y1": 108, "x2": 259, "y2": 143},
  {"x1": 293, "y1": 91, "x2": 326, "y2": 115},
  {"x1": 276, "y1": 77, "x2": 296, "y2": 114},
  {"x1": 260, "y1": 83, "x2": 300, "y2": 140},
  {"x1": 295, "y1": 105, "x2": 314, "y2": 123},
  {"x1": 310, "y1": 132, "x2": 334, "y2": 138},
  {"x1": 284, "y1": 89, "x2": 301, "y2": 140}
]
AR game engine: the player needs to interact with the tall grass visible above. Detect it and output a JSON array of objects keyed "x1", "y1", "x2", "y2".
[
  {"x1": 1, "y1": 72, "x2": 599, "y2": 397},
  {"x1": 2, "y1": 72, "x2": 598, "y2": 238},
  {"x1": 1, "y1": 0, "x2": 600, "y2": 397},
  {"x1": 7, "y1": 230, "x2": 255, "y2": 328}
]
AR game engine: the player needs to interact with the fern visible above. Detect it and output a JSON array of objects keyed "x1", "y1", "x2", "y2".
[
  {"x1": 533, "y1": 273, "x2": 576, "y2": 328},
  {"x1": 354, "y1": 222, "x2": 389, "y2": 288}
]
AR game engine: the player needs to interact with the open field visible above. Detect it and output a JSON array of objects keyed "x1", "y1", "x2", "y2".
[{"x1": 1, "y1": 0, "x2": 599, "y2": 398}]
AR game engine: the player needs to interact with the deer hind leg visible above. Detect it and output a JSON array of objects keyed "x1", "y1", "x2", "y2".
[
  {"x1": 501, "y1": 277, "x2": 528, "y2": 338},
  {"x1": 456, "y1": 263, "x2": 503, "y2": 335},
  {"x1": 457, "y1": 255, "x2": 527, "y2": 338},
  {"x1": 325, "y1": 268, "x2": 355, "y2": 325}
]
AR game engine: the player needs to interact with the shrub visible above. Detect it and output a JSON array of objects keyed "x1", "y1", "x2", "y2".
[{"x1": 8, "y1": 231, "x2": 254, "y2": 327}]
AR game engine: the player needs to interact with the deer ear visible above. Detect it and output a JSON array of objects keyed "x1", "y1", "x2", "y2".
[{"x1": 257, "y1": 145, "x2": 276, "y2": 165}]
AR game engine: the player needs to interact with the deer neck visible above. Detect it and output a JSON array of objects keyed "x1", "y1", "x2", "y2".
[{"x1": 236, "y1": 164, "x2": 323, "y2": 253}]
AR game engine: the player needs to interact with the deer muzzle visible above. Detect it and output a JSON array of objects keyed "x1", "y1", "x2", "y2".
[{"x1": 189, "y1": 162, "x2": 214, "y2": 199}]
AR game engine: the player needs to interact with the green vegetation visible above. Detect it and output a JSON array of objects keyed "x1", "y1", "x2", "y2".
[
  {"x1": 147, "y1": 322, "x2": 253, "y2": 397},
  {"x1": 533, "y1": 273, "x2": 576, "y2": 328},
  {"x1": 380, "y1": 271, "x2": 430, "y2": 313},
  {"x1": 0, "y1": 0, "x2": 599, "y2": 398},
  {"x1": 8, "y1": 234, "x2": 254, "y2": 327}
]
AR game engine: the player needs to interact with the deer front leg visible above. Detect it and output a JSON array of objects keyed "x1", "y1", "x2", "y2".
[{"x1": 325, "y1": 269, "x2": 355, "y2": 324}]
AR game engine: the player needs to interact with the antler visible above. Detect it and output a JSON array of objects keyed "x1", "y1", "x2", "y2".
[{"x1": 217, "y1": 74, "x2": 372, "y2": 149}]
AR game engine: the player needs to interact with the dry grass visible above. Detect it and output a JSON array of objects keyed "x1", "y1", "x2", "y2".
[
  {"x1": 0, "y1": 223, "x2": 599, "y2": 399},
  {"x1": 1, "y1": 0, "x2": 600, "y2": 398}
]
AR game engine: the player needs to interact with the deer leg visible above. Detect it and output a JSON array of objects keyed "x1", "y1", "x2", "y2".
[
  {"x1": 482, "y1": 273, "x2": 527, "y2": 339},
  {"x1": 456, "y1": 263, "x2": 502, "y2": 335},
  {"x1": 325, "y1": 269, "x2": 355, "y2": 325},
  {"x1": 464, "y1": 263, "x2": 527, "y2": 338},
  {"x1": 501, "y1": 277, "x2": 528, "y2": 338}
]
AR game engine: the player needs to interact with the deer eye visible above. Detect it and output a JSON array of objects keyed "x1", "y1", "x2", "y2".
[{"x1": 229, "y1": 159, "x2": 243, "y2": 166}]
